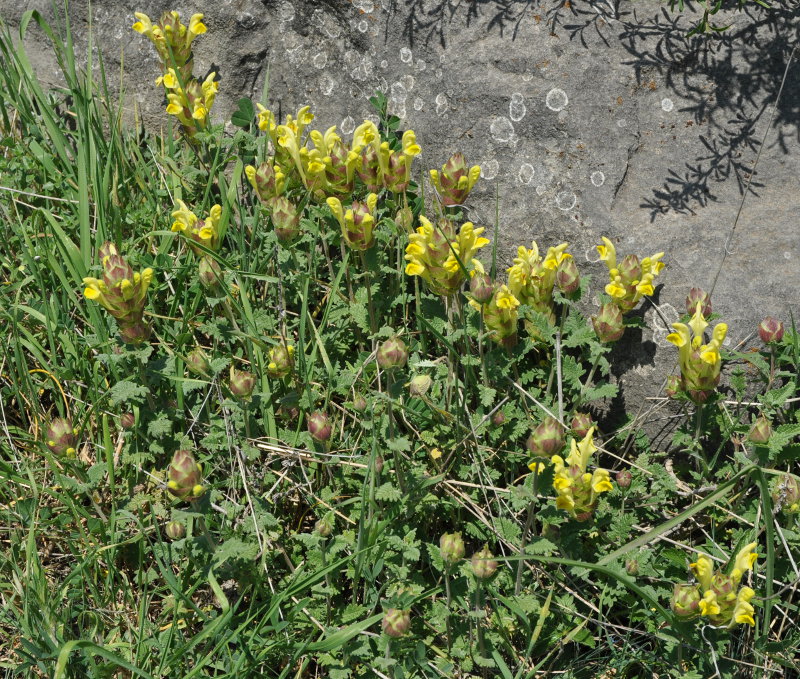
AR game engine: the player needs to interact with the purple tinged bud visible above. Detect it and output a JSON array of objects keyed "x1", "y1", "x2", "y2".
[
  {"x1": 469, "y1": 273, "x2": 494, "y2": 304},
  {"x1": 118, "y1": 320, "x2": 152, "y2": 345},
  {"x1": 165, "y1": 521, "x2": 186, "y2": 540},
  {"x1": 382, "y1": 608, "x2": 411, "y2": 638},
  {"x1": 407, "y1": 374, "x2": 432, "y2": 397},
  {"x1": 198, "y1": 256, "x2": 223, "y2": 291},
  {"x1": 616, "y1": 469, "x2": 632, "y2": 489},
  {"x1": 374, "y1": 455, "x2": 384, "y2": 474},
  {"x1": 471, "y1": 545, "x2": 498, "y2": 579},
  {"x1": 351, "y1": 394, "x2": 368, "y2": 412},
  {"x1": 271, "y1": 197, "x2": 301, "y2": 246},
  {"x1": 120, "y1": 412, "x2": 136, "y2": 430},
  {"x1": 617, "y1": 254, "x2": 641, "y2": 282},
  {"x1": 671, "y1": 583, "x2": 701, "y2": 619},
  {"x1": 167, "y1": 449, "x2": 204, "y2": 501},
  {"x1": 758, "y1": 317, "x2": 784, "y2": 344},
  {"x1": 229, "y1": 367, "x2": 256, "y2": 400},
  {"x1": 440, "y1": 532, "x2": 465, "y2": 565},
  {"x1": 556, "y1": 257, "x2": 581, "y2": 296},
  {"x1": 186, "y1": 346, "x2": 211, "y2": 376},
  {"x1": 526, "y1": 416, "x2": 565, "y2": 458},
  {"x1": 307, "y1": 411, "x2": 332, "y2": 443},
  {"x1": 592, "y1": 303, "x2": 625, "y2": 343},
  {"x1": 625, "y1": 559, "x2": 639, "y2": 576},
  {"x1": 747, "y1": 416, "x2": 772, "y2": 444},
  {"x1": 377, "y1": 336, "x2": 408, "y2": 370},
  {"x1": 315, "y1": 513, "x2": 335, "y2": 537},
  {"x1": 665, "y1": 374, "x2": 682, "y2": 399},
  {"x1": 492, "y1": 411, "x2": 506, "y2": 427},
  {"x1": 685, "y1": 288, "x2": 712, "y2": 317},
  {"x1": 46, "y1": 417, "x2": 78, "y2": 456},
  {"x1": 570, "y1": 412, "x2": 593, "y2": 438}
]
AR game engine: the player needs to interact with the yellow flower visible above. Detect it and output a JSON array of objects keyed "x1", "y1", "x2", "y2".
[
  {"x1": 430, "y1": 447, "x2": 443, "y2": 460},
  {"x1": 690, "y1": 554, "x2": 714, "y2": 592},
  {"x1": 405, "y1": 217, "x2": 489, "y2": 296},
  {"x1": 171, "y1": 200, "x2": 222, "y2": 253},
  {"x1": 550, "y1": 428, "x2": 613, "y2": 520},
  {"x1": 731, "y1": 542, "x2": 758, "y2": 584},
  {"x1": 132, "y1": 12, "x2": 153, "y2": 36},
  {"x1": 732, "y1": 587, "x2": 756, "y2": 626},
  {"x1": 699, "y1": 590, "x2": 721, "y2": 617}
]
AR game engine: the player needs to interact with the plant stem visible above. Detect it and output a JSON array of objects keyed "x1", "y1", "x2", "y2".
[
  {"x1": 444, "y1": 567, "x2": 453, "y2": 654},
  {"x1": 515, "y1": 469, "x2": 539, "y2": 595}
]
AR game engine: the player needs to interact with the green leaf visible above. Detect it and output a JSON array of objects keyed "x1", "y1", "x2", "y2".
[
  {"x1": 231, "y1": 97, "x2": 255, "y2": 128},
  {"x1": 109, "y1": 380, "x2": 148, "y2": 405}
]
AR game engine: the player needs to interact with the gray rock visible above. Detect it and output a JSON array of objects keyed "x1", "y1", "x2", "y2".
[{"x1": 4, "y1": 0, "x2": 798, "y2": 439}]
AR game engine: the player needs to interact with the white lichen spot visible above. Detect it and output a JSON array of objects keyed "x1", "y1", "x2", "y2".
[
  {"x1": 439, "y1": 54, "x2": 446, "y2": 64},
  {"x1": 785, "y1": 251, "x2": 792, "y2": 260},
  {"x1": 518, "y1": 163, "x2": 535, "y2": 185},
  {"x1": 313, "y1": 52, "x2": 328, "y2": 69},
  {"x1": 380, "y1": 59, "x2": 388, "y2": 69},
  {"x1": 490, "y1": 116, "x2": 515, "y2": 143},
  {"x1": 413, "y1": 97, "x2": 424, "y2": 111},
  {"x1": 435, "y1": 93, "x2": 448, "y2": 116},
  {"x1": 391, "y1": 82, "x2": 408, "y2": 102},
  {"x1": 661, "y1": 97, "x2": 674, "y2": 112},
  {"x1": 400, "y1": 74, "x2": 415, "y2": 91},
  {"x1": 480, "y1": 159, "x2": 499, "y2": 181},
  {"x1": 278, "y1": 1, "x2": 295, "y2": 22},
  {"x1": 400, "y1": 47, "x2": 412, "y2": 64},
  {"x1": 388, "y1": 99, "x2": 406, "y2": 119},
  {"x1": 357, "y1": 20, "x2": 368, "y2": 32},
  {"x1": 509, "y1": 93, "x2": 526, "y2": 122},
  {"x1": 536, "y1": 185, "x2": 546, "y2": 195},
  {"x1": 555, "y1": 190, "x2": 577, "y2": 211},
  {"x1": 237, "y1": 12, "x2": 256, "y2": 28},
  {"x1": 415, "y1": 59, "x2": 426, "y2": 71},
  {"x1": 545, "y1": 88, "x2": 568, "y2": 112},
  {"x1": 320, "y1": 74, "x2": 335, "y2": 96},
  {"x1": 340, "y1": 116, "x2": 355, "y2": 135},
  {"x1": 590, "y1": 171, "x2": 605, "y2": 187}
]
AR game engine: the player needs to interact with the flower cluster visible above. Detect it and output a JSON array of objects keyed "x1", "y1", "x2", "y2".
[
  {"x1": 597, "y1": 237, "x2": 664, "y2": 312},
  {"x1": 429, "y1": 153, "x2": 481, "y2": 207},
  {"x1": 171, "y1": 200, "x2": 223, "y2": 254},
  {"x1": 83, "y1": 242, "x2": 154, "y2": 344},
  {"x1": 507, "y1": 241, "x2": 572, "y2": 325},
  {"x1": 671, "y1": 543, "x2": 759, "y2": 627},
  {"x1": 132, "y1": 11, "x2": 218, "y2": 136},
  {"x1": 249, "y1": 108, "x2": 421, "y2": 203},
  {"x1": 405, "y1": 217, "x2": 489, "y2": 296},
  {"x1": 327, "y1": 194, "x2": 379, "y2": 251},
  {"x1": 472, "y1": 285, "x2": 520, "y2": 346},
  {"x1": 550, "y1": 427, "x2": 613, "y2": 521},
  {"x1": 666, "y1": 302, "x2": 728, "y2": 403}
]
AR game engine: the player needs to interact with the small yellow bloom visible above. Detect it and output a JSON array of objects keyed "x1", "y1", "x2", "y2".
[
  {"x1": 430, "y1": 447, "x2": 443, "y2": 460},
  {"x1": 731, "y1": 542, "x2": 758, "y2": 584},
  {"x1": 699, "y1": 590, "x2": 721, "y2": 617},
  {"x1": 690, "y1": 554, "x2": 714, "y2": 592}
]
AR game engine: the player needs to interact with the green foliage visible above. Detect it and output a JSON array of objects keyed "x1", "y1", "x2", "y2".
[{"x1": 0, "y1": 6, "x2": 797, "y2": 679}]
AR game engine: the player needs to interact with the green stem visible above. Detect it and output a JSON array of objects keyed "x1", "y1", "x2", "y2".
[
  {"x1": 444, "y1": 568, "x2": 453, "y2": 654},
  {"x1": 515, "y1": 469, "x2": 539, "y2": 595}
]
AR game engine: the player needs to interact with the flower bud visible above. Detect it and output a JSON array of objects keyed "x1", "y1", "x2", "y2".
[
  {"x1": 165, "y1": 520, "x2": 186, "y2": 540},
  {"x1": 758, "y1": 317, "x2": 784, "y2": 344},
  {"x1": 267, "y1": 344, "x2": 295, "y2": 379},
  {"x1": 315, "y1": 513, "x2": 335, "y2": 537},
  {"x1": 229, "y1": 366, "x2": 256, "y2": 400},
  {"x1": 685, "y1": 288, "x2": 711, "y2": 317},
  {"x1": 395, "y1": 206, "x2": 414, "y2": 232},
  {"x1": 271, "y1": 197, "x2": 301, "y2": 245},
  {"x1": 167, "y1": 449, "x2": 205, "y2": 501},
  {"x1": 617, "y1": 254, "x2": 641, "y2": 283},
  {"x1": 625, "y1": 559, "x2": 639, "y2": 576},
  {"x1": 439, "y1": 532, "x2": 465, "y2": 565},
  {"x1": 377, "y1": 336, "x2": 408, "y2": 370},
  {"x1": 46, "y1": 417, "x2": 78, "y2": 457},
  {"x1": 186, "y1": 347, "x2": 211, "y2": 376},
  {"x1": 407, "y1": 374, "x2": 432, "y2": 397},
  {"x1": 747, "y1": 416, "x2": 772, "y2": 445},
  {"x1": 429, "y1": 153, "x2": 480, "y2": 206},
  {"x1": 570, "y1": 412, "x2": 593, "y2": 438},
  {"x1": 671, "y1": 583, "x2": 701, "y2": 619},
  {"x1": 470, "y1": 545, "x2": 498, "y2": 579},
  {"x1": 374, "y1": 455, "x2": 384, "y2": 474},
  {"x1": 526, "y1": 416, "x2": 565, "y2": 458},
  {"x1": 307, "y1": 411, "x2": 332, "y2": 442},
  {"x1": 492, "y1": 411, "x2": 506, "y2": 426},
  {"x1": 351, "y1": 394, "x2": 368, "y2": 412},
  {"x1": 120, "y1": 412, "x2": 136, "y2": 430},
  {"x1": 198, "y1": 256, "x2": 223, "y2": 291},
  {"x1": 592, "y1": 302, "x2": 625, "y2": 343},
  {"x1": 665, "y1": 374, "x2": 682, "y2": 399},
  {"x1": 382, "y1": 608, "x2": 411, "y2": 638},
  {"x1": 616, "y1": 469, "x2": 632, "y2": 489},
  {"x1": 469, "y1": 273, "x2": 494, "y2": 304},
  {"x1": 556, "y1": 257, "x2": 581, "y2": 296},
  {"x1": 772, "y1": 474, "x2": 800, "y2": 514}
]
